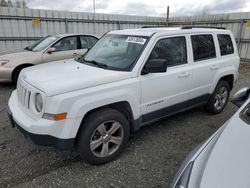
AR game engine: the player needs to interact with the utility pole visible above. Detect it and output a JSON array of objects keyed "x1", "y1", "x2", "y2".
[{"x1": 166, "y1": 5, "x2": 170, "y2": 26}]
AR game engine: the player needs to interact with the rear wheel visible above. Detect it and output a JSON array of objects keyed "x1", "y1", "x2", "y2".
[
  {"x1": 77, "y1": 108, "x2": 130, "y2": 165},
  {"x1": 206, "y1": 80, "x2": 230, "y2": 114}
]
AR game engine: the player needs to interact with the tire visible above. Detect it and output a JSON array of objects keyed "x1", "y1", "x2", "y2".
[
  {"x1": 12, "y1": 66, "x2": 31, "y2": 85},
  {"x1": 12, "y1": 68, "x2": 22, "y2": 85},
  {"x1": 77, "y1": 108, "x2": 130, "y2": 165},
  {"x1": 206, "y1": 80, "x2": 230, "y2": 114}
]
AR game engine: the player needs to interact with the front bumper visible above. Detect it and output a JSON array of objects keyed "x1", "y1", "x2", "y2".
[
  {"x1": 0, "y1": 66, "x2": 13, "y2": 82},
  {"x1": 7, "y1": 91, "x2": 75, "y2": 150}
]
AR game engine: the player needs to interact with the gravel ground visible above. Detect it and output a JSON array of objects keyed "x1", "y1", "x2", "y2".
[{"x1": 0, "y1": 67, "x2": 249, "y2": 188}]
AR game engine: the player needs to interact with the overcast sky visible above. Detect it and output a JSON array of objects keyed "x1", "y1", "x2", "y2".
[{"x1": 22, "y1": 0, "x2": 250, "y2": 17}]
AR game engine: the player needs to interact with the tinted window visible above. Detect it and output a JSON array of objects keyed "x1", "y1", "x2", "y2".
[
  {"x1": 80, "y1": 36, "x2": 98, "y2": 49},
  {"x1": 149, "y1": 36, "x2": 187, "y2": 67},
  {"x1": 87, "y1": 36, "x2": 98, "y2": 47},
  {"x1": 191, "y1": 35, "x2": 216, "y2": 61},
  {"x1": 52, "y1": 36, "x2": 77, "y2": 51},
  {"x1": 218, "y1": 34, "x2": 234, "y2": 56}
]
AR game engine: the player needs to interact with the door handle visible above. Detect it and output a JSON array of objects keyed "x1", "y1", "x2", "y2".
[
  {"x1": 72, "y1": 53, "x2": 79, "y2": 56},
  {"x1": 210, "y1": 65, "x2": 219, "y2": 70},
  {"x1": 178, "y1": 72, "x2": 190, "y2": 78}
]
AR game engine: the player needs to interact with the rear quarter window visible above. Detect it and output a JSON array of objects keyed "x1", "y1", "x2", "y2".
[{"x1": 217, "y1": 34, "x2": 234, "y2": 56}]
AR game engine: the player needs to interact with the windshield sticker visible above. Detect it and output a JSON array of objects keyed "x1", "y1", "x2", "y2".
[{"x1": 126, "y1": 37, "x2": 146, "y2": 45}]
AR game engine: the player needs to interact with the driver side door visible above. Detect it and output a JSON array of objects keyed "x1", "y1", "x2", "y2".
[
  {"x1": 42, "y1": 36, "x2": 79, "y2": 63},
  {"x1": 140, "y1": 35, "x2": 195, "y2": 123}
]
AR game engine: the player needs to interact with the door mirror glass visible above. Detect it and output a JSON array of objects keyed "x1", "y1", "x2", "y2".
[
  {"x1": 47, "y1": 47, "x2": 56, "y2": 54},
  {"x1": 231, "y1": 87, "x2": 250, "y2": 107},
  {"x1": 142, "y1": 59, "x2": 167, "y2": 74}
]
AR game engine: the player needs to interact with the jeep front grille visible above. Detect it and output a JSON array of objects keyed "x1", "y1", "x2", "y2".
[{"x1": 17, "y1": 81, "x2": 31, "y2": 109}]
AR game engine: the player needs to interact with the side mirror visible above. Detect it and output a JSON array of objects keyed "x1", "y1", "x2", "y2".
[
  {"x1": 142, "y1": 59, "x2": 167, "y2": 75},
  {"x1": 47, "y1": 47, "x2": 56, "y2": 54},
  {"x1": 231, "y1": 87, "x2": 250, "y2": 108}
]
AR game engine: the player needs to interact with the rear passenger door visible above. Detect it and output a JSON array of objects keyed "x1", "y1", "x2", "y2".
[{"x1": 189, "y1": 34, "x2": 219, "y2": 96}]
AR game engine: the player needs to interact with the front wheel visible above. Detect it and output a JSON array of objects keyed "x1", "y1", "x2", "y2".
[
  {"x1": 206, "y1": 80, "x2": 230, "y2": 114},
  {"x1": 77, "y1": 108, "x2": 130, "y2": 165}
]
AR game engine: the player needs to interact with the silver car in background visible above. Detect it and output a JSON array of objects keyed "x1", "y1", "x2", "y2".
[
  {"x1": 171, "y1": 87, "x2": 250, "y2": 188},
  {"x1": 0, "y1": 33, "x2": 98, "y2": 83}
]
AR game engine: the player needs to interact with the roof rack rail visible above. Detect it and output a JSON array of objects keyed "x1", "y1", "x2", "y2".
[
  {"x1": 181, "y1": 26, "x2": 226, "y2": 30},
  {"x1": 141, "y1": 25, "x2": 168, "y2": 28}
]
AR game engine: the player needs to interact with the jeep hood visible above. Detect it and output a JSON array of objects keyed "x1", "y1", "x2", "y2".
[
  {"x1": 198, "y1": 115, "x2": 250, "y2": 188},
  {"x1": 21, "y1": 59, "x2": 133, "y2": 96}
]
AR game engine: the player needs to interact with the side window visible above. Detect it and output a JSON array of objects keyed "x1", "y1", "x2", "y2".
[
  {"x1": 52, "y1": 37, "x2": 77, "y2": 51},
  {"x1": 80, "y1": 36, "x2": 98, "y2": 49},
  {"x1": 218, "y1": 34, "x2": 234, "y2": 56},
  {"x1": 87, "y1": 36, "x2": 98, "y2": 47},
  {"x1": 191, "y1": 35, "x2": 216, "y2": 62},
  {"x1": 149, "y1": 36, "x2": 187, "y2": 67}
]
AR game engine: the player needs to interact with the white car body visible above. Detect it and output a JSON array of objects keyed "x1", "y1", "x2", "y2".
[
  {"x1": 171, "y1": 88, "x2": 250, "y2": 188},
  {"x1": 0, "y1": 33, "x2": 98, "y2": 83},
  {"x1": 7, "y1": 27, "x2": 240, "y2": 163}
]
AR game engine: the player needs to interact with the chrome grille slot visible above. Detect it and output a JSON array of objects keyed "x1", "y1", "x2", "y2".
[
  {"x1": 17, "y1": 81, "x2": 32, "y2": 110},
  {"x1": 27, "y1": 91, "x2": 31, "y2": 109}
]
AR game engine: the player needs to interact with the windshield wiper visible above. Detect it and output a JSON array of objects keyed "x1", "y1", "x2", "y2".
[
  {"x1": 87, "y1": 60, "x2": 108, "y2": 69},
  {"x1": 81, "y1": 58, "x2": 108, "y2": 69}
]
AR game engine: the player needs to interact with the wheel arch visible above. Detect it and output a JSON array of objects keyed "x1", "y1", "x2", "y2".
[
  {"x1": 210, "y1": 73, "x2": 235, "y2": 94},
  {"x1": 12, "y1": 63, "x2": 34, "y2": 82},
  {"x1": 74, "y1": 101, "x2": 138, "y2": 145},
  {"x1": 219, "y1": 74, "x2": 234, "y2": 90}
]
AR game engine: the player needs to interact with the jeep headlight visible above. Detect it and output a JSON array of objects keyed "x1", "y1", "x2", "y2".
[
  {"x1": 0, "y1": 60, "x2": 9, "y2": 66},
  {"x1": 35, "y1": 93, "x2": 43, "y2": 112}
]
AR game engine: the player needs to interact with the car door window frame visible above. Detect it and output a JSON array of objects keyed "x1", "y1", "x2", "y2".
[
  {"x1": 217, "y1": 34, "x2": 234, "y2": 56},
  {"x1": 141, "y1": 34, "x2": 189, "y2": 74},
  {"x1": 51, "y1": 36, "x2": 78, "y2": 52},
  {"x1": 190, "y1": 33, "x2": 217, "y2": 62},
  {"x1": 79, "y1": 35, "x2": 98, "y2": 49}
]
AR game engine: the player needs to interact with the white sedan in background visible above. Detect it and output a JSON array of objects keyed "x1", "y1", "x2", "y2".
[
  {"x1": 0, "y1": 33, "x2": 98, "y2": 83},
  {"x1": 171, "y1": 87, "x2": 250, "y2": 188}
]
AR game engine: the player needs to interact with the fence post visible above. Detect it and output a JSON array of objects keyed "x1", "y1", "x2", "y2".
[
  {"x1": 237, "y1": 19, "x2": 244, "y2": 54},
  {"x1": 118, "y1": 21, "x2": 121, "y2": 30},
  {"x1": 65, "y1": 18, "x2": 69, "y2": 33}
]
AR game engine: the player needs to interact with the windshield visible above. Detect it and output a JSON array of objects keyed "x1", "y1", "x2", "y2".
[
  {"x1": 82, "y1": 34, "x2": 149, "y2": 71},
  {"x1": 25, "y1": 36, "x2": 59, "y2": 52}
]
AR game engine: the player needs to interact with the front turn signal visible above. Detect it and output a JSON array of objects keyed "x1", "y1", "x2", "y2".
[{"x1": 43, "y1": 113, "x2": 67, "y2": 121}]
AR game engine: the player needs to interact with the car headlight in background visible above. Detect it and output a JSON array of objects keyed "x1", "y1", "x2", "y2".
[
  {"x1": 35, "y1": 93, "x2": 43, "y2": 112},
  {"x1": 174, "y1": 162, "x2": 194, "y2": 188},
  {"x1": 0, "y1": 60, "x2": 9, "y2": 66}
]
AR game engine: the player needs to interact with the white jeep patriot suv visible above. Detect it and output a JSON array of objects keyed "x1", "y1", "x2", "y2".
[{"x1": 7, "y1": 27, "x2": 240, "y2": 164}]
